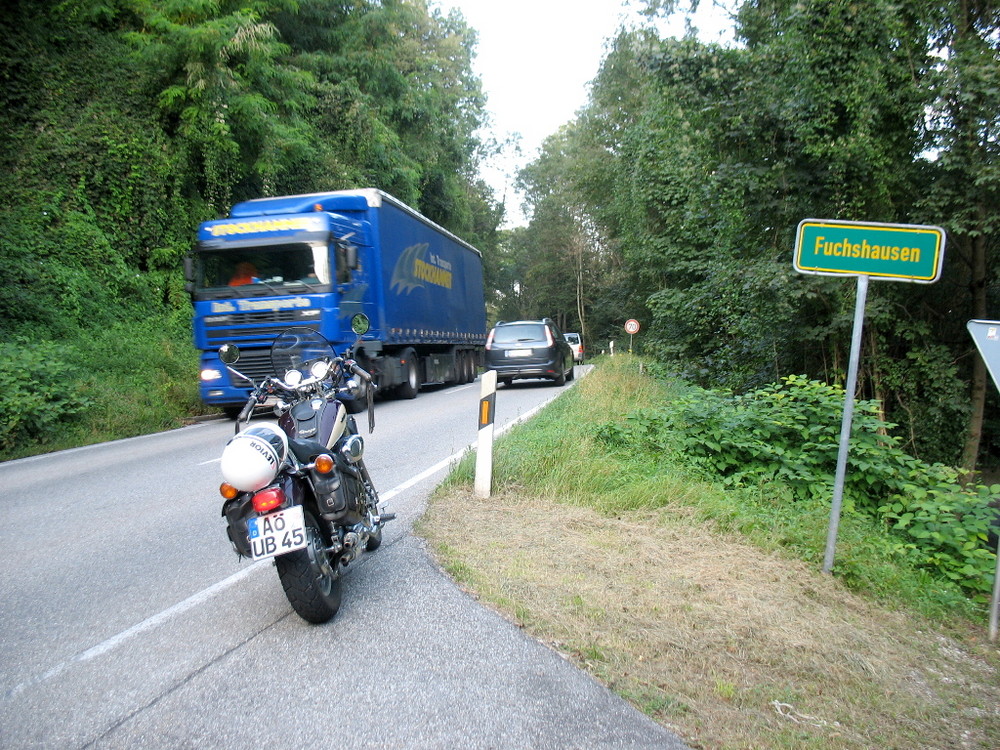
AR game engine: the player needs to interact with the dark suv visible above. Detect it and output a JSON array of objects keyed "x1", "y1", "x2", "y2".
[{"x1": 485, "y1": 318, "x2": 575, "y2": 386}]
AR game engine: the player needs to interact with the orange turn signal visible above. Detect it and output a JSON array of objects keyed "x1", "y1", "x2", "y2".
[
  {"x1": 220, "y1": 482, "x2": 239, "y2": 500},
  {"x1": 314, "y1": 453, "x2": 334, "y2": 474}
]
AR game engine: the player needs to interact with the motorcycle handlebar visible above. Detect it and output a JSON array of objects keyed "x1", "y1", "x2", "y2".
[
  {"x1": 237, "y1": 398, "x2": 255, "y2": 424},
  {"x1": 235, "y1": 377, "x2": 275, "y2": 426},
  {"x1": 348, "y1": 361, "x2": 372, "y2": 382}
]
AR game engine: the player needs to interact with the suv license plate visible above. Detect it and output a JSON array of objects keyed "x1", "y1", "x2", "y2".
[
  {"x1": 506, "y1": 349, "x2": 533, "y2": 357},
  {"x1": 247, "y1": 506, "x2": 307, "y2": 560}
]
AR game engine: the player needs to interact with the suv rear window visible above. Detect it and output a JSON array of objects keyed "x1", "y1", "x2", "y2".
[{"x1": 492, "y1": 323, "x2": 546, "y2": 345}]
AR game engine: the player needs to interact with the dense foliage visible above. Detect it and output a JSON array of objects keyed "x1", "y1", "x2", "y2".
[
  {"x1": 0, "y1": 0, "x2": 501, "y2": 456},
  {"x1": 509, "y1": 0, "x2": 999, "y2": 470},
  {"x1": 2, "y1": 0, "x2": 998, "y2": 480},
  {"x1": 597, "y1": 372, "x2": 999, "y2": 599}
]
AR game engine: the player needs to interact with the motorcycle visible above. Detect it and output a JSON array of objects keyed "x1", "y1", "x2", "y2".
[{"x1": 216, "y1": 313, "x2": 394, "y2": 624}]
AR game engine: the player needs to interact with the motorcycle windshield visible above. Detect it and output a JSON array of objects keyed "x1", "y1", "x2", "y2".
[{"x1": 270, "y1": 327, "x2": 336, "y2": 376}]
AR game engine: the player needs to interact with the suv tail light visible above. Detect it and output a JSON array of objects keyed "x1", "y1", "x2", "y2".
[{"x1": 485, "y1": 328, "x2": 495, "y2": 350}]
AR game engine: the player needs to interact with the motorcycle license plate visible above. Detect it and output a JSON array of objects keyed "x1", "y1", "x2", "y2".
[{"x1": 247, "y1": 506, "x2": 307, "y2": 561}]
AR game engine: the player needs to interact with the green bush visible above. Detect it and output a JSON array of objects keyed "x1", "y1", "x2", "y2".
[
  {"x1": 597, "y1": 374, "x2": 998, "y2": 600},
  {"x1": 0, "y1": 338, "x2": 93, "y2": 451}
]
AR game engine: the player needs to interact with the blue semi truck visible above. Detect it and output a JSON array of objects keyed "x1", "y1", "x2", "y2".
[{"x1": 185, "y1": 188, "x2": 487, "y2": 416}]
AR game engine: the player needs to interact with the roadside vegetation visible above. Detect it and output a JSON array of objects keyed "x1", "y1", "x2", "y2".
[
  {"x1": 418, "y1": 357, "x2": 1000, "y2": 749},
  {"x1": 2, "y1": 1, "x2": 997, "y2": 478},
  {"x1": 0, "y1": 0, "x2": 497, "y2": 462},
  {"x1": 0, "y1": 312, "x2": 205, "y2": 461}
]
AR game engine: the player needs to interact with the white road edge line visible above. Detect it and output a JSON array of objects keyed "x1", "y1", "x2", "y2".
[{"x1": 9, "y1": 383, "x2": 569, "y2": 698}]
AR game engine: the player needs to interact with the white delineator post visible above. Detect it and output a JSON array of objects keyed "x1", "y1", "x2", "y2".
[{"x1": 475, "y1": 370, "x2": 497, "y2": 498}]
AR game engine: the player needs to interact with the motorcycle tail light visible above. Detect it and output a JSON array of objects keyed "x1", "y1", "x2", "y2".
[
  {"x1": 220, "y1": 482, "x2": 240, "y2": 500},
  {"x1": 252, "y1": 487, "x2": 286, "y2": 514},
  {"x1": 313, "y1": 453, "x2": 334, "y2": 474}
]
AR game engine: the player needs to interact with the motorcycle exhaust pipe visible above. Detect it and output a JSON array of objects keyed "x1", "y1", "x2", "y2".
[{"x1": 339, "y1": 548, "x2": 358, "y2": 567}]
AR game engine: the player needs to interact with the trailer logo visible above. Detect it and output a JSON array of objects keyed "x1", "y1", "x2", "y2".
[{"x1": 390, "y1": 243, "x2": 453, "y2": 293}]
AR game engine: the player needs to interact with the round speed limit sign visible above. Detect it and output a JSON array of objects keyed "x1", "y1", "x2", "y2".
[{"x1": 624, "y1": 319, "x2": 640, "y2": 334}]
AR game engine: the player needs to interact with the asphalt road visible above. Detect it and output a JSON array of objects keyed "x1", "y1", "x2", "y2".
[{"x1": 0, "y1": 368, "x2": 687, "y2": 749}]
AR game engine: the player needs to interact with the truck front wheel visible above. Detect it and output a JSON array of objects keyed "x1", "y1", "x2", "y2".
[{"x1": 398, "y1": 350, "x2": 420, "y2": 399}]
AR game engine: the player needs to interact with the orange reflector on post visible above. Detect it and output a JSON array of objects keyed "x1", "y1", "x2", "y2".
[{"x1": 478, "y1": 392, "x2": 495, "y2": 429}]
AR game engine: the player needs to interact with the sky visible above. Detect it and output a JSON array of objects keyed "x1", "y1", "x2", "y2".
[{"x1": 433, "y1": 0, "x2": 736, "y2": 225}]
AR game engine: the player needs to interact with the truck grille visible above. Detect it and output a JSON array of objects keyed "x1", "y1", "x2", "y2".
[
  {"x1": 204, "y1": 310, "x2": 320, "y2": 341},
  {"x1": 227, "y1": 349, "x2": 279, "y2": 385}
]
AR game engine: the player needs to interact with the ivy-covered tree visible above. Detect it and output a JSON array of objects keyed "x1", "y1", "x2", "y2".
[
  {"x1": 513, "y1": 0, "x2": 998, "y2": 466},
  {"x1": 0, "y1": 0, "x2": 498, "y2": 341},
  {"x1": 0, "y1": 0, "x2": 501, "y2": 451}
]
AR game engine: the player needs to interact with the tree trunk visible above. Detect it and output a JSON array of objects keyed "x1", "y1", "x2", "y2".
[{"x1": 962, "y1": 232, "x2": 989, "y2": 477}]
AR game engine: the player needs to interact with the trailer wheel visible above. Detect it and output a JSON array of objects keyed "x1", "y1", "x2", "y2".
[
  {"x1": 398, "y1": 350, "x2": 420, "y2": 399},
  {"x1": 460, "y1": 350, "x2": 473, "y2": 384},
  {"x1": 467, "y1": 351, "x2": 478, "y2": 382}
]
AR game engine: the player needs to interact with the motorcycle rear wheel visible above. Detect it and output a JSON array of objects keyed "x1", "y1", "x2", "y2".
[{"x1": 275, "y1": 511, "x2": 342, "y2": 624}]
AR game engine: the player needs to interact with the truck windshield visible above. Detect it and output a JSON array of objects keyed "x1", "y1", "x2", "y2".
[{"x1": 197, "y1": 243, "x2": 331, "y2": 289}]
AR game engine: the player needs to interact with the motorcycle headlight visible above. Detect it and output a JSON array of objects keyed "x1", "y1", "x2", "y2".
[
  {"x1": 283, "y1": 369, "x2": 303, "y2": 387},
  {"x1": 310, "y1": 360, "x2": 331, "y2": 379}
]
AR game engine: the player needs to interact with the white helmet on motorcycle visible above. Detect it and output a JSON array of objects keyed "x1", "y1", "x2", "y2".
[{"x1": 220, "y1": 423, "x2": 289, "y2": 492}]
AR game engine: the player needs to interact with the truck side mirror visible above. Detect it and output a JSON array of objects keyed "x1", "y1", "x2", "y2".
[{"x1": 345, "y1": 244, "x2": 359, "y2": 270}]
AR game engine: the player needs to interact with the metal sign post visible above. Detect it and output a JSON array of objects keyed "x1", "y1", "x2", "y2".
[
  {"x1": 625, "y1": 319, "x2": 640, "y2": 353},
  {"x1": 965, "y1": 320, "x2": 1000, "y2": 642},
  {"x1": 822, "y1": 274, "x2": 868, "y2": 573},
  {"x1": 794, "y1": 219, "x2": 946, "y2": 574}
]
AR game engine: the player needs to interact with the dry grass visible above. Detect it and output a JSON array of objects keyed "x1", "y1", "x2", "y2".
[
  {"x1": 420, "y1": 487, "x2": 1000, "y2": 748},
  {"x1": 419, "y1": 359, "x2": 1000, "y2": 747}
]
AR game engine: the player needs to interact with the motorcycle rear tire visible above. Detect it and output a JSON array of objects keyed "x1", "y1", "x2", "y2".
[{"x1": 275, "y1": 511, "x2": 342, "y2": 624}]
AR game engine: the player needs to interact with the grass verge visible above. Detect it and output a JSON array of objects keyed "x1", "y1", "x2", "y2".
[
  {"x1": 416, "y1": 356, "x2": 1000, "y2": 749},
  {"x1": 0, "y1": 313, "x2": 209, "y2": 461}
]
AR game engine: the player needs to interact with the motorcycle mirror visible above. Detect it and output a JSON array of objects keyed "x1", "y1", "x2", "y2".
[
  {"x1": 351, "y1": 313, "x2": 370, "y2": 336},
  {"x1": 219, "y1": 343, "x2": 240, "y2": 365}
]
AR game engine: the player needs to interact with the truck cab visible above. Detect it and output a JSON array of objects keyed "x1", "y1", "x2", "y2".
[{"x1": 187, "y1": 190, "x2": 486, "y2": 415}]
